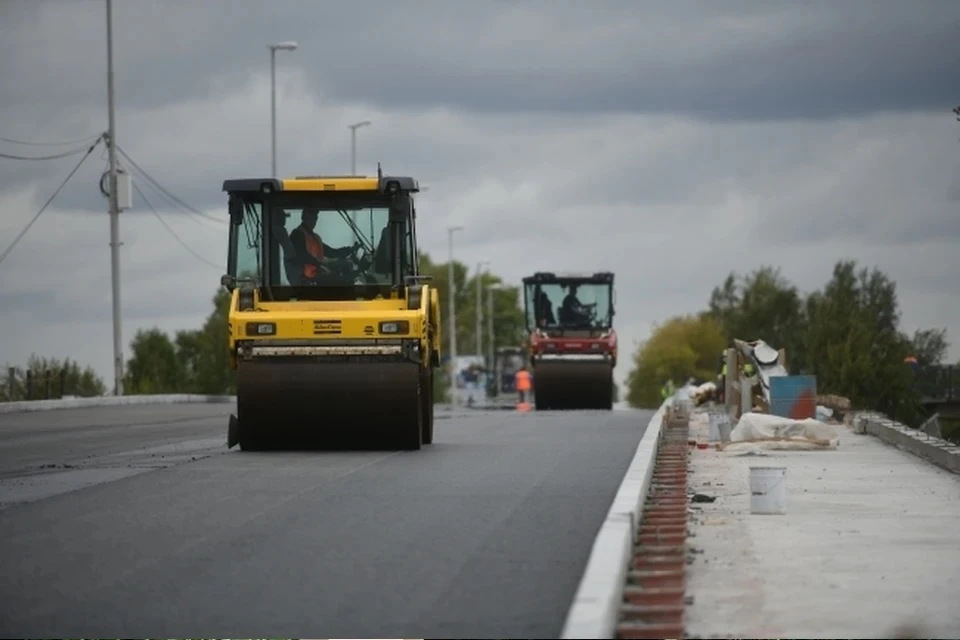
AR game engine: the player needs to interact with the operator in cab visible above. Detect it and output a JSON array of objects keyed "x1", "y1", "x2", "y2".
[
  {"x1": 536, "y1": 290, "x2": 556, "y2": 327},
  {"x1": 559, "y1": 284, "x2": 596, "y2": 324},
  {"x1": 289, "y1": 208, "x2": 361, "y2": 284}
]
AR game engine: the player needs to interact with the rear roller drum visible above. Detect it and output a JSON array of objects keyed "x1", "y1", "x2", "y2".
[
  {"x1": 235, "y1": 360, "x2": 422, "y2": 450},
  {"x1": 532, "y1": 361, "x2": 615, "y2": 411}
]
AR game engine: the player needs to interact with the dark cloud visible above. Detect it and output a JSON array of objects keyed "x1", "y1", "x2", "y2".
[{"x1": 1, "y1": 0, "x2": 957, "y2": 123}]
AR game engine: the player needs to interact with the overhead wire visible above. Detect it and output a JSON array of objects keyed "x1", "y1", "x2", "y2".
[
  {"x1": 0, "y1": 143, "x2": 99, "y2": 161},
  {"x1": 130, "y1": 180, "x2": 222, "y2": 270},
  {"x1": 0, "y1": 133, "x2": 103, "y2": 147},
  {"x1": 115, "y1": 145, "x2": 226, "y2": 226},
  {"x1": 0, "y1": 136, "x2": 103, "y2": 268}
]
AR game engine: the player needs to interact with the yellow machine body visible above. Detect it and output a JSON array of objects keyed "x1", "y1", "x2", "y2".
[{"x1": 221, "y1": 172, "x2": 441, "y2": 450}]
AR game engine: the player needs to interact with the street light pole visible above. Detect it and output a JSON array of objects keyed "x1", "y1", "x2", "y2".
[
  {"x1": 487, "y1": 283, "x2": 506, "y2": 371},
  {"x1": 105, "y1": 0, "x2": 123, "y2": 396},
  {"x1": 269, "y1": 41, "x2": 298, "y2": 177},
  {"x1": 475, "y1": 261, "x2": 489, "y2": 360},
  {"x1": 447, "y1": 226, "x2": 464, "y2": 406},
  {"x1": 348, "y1": 120, "x2": 372, "y2": 175}
]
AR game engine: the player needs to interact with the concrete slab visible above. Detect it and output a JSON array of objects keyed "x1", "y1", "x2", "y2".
[{"x1": 685, "y1": 414, "x2": 960, "y2": 639}]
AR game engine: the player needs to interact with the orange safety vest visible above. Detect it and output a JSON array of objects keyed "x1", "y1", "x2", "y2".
[
  {"x1": 515, "y1": 369, "x2": 532, "y2": 391},
  {"x1": 301, "y1": 228, "x2": 324, "y2": 279}
]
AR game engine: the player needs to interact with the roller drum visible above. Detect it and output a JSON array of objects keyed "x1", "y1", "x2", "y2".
[
  {"x1": 532, "y1": 360, "x2": 614, "y2": 410},
  {"x1": 236, "y1": 359, "x2": 423, "y2": 450}
]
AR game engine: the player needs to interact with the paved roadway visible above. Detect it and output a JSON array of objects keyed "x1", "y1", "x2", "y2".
[{"x1": 0, "y1": 403, "x2": 651, "y2": 638}]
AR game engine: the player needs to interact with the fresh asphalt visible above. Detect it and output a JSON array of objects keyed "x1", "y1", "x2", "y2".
[{"x1": 0, "y1": 402, "x2": 653, "y2": 638}]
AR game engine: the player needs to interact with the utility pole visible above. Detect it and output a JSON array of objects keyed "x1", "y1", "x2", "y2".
[
  {"x1": 475, "y1": 261, "x2": 489, "y2": 360},
  {"x1": 349, "y1": 120, "x2": 372, "y2": 175},
  {"x1": 269, "y1": 41, "x2": 298, "y2": 176},
  {"x1": 105, "y1": 0, "x2": 123, "y2": 396},
  {"x1": 447, "y1": 226, "x2": 464, "y2": 406}
]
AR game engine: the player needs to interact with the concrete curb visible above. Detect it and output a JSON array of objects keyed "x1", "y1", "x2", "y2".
[
  {"x1": 0, "y1": 394, "x2": 238, "y2": 415},
  {"x1": 857, "y1": 412, "x2": 960, "y2": 475},
  {"x1": 560, "y1": 396, "x2": 672, "y2": 639}
]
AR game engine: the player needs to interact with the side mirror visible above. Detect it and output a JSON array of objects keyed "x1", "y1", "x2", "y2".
[
  {"x1": 220, "y1": 274, "x2": 236, "y2": 292},
  {"x1": 389, "y1": 192, "x2": 411, "y2": 223},
  {"x1": 228, "y1": 195, "x2": 243, "y2": 225}
]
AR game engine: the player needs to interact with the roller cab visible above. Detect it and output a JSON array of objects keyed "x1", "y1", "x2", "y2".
[
  {"x1": 221, "y1": 168, "x2": 441, "y2": 451},
  {"x1": 522, "y1": 271, "x2": 617, "y2": 410}
]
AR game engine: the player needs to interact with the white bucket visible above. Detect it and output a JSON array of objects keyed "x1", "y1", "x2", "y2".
[{"x1": 749, "y1": 466, "x2": 787, "y2": 515}]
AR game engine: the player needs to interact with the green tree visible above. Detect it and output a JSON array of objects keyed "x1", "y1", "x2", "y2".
[
  {"x1": 708, "y1": 265, "x2": 806, "y2": 372},
  {"x1": 909, "y1": 328, "x2": 949, "y2": 366},
  {"x1": 419, "y1": 252, "x2": 526, "y2": 356},
  {"x1": 125, "y1": 328, "x2": 185, "y2": 394},
  {"x1": 798, "y1": 261, "x2": 920, "y2": 423},
  {"x1": 124, "y1": 290, "x2": 235, "y2": 396},
  {"x1": 0, "y1": 355, "x2": 106, "y2": 401},
  {"x1": 625, "y1": 314, "x2": 726, "y2": 409},
  {"x1": 191, "y1": 289, "x2": 235, "y2": 394}
]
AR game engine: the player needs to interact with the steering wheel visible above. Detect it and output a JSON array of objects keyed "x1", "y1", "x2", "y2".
[{"x1": 325, "y1": 243, "x2": 379, "y2": 285}]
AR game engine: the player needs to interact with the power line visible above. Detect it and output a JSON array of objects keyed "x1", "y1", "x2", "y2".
[
  {"x1": 131, "y1": 180, "x2": 222, "y2": 270},
  {"x1": 0, "y1": 133, "x2": 102, "y2": 147},
  {"x1": 0, "y1": 137, "x2": 103, "y2": 268},
  {"x1": 0, "y1": 143, "x2": 98, "y2": 161},
  {"x1": 115, "y1": 145, "x2": 226, "y2": 225},
  {"x1": 115, "y1": 164, "x2": 223, "y2": 232}
]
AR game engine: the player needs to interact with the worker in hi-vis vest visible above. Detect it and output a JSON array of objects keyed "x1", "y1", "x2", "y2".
[
  {"x1": 661, "y1": 379, "x2": 675, "y2": 400},
  {"x1": 515, "y1": 366, "x2": 532, "y2": 403}
]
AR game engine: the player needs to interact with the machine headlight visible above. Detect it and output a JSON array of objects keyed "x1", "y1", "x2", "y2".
[
  {"x1": 245, "y1": 322, "x2": 276, "y2": 336},
  {"x1": 379, "y1": 320, "x2": 410, "y2": 334}
]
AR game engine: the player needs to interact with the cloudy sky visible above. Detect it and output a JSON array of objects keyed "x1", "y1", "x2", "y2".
[{"x1": 1, "y1": 0, "x2": 958, "y2": 393}]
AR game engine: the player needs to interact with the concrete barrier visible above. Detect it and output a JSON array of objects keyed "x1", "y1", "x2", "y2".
[
  {"x1": 560, "y1": 395, "x2": 673, "y2": 639},
  {"x1": 856, "y1": 412, "x2": 960, "y2": 475},
  {"x1": 0, "y1": 394, "x2": 237, "y2": 415}
]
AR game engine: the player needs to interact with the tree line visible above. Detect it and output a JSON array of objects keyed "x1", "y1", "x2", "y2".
[
  {"x1": 1, "y1": 252, "x2": 527, "y2": 404},
  {"x1": 624, "y1": 260, "x2": 956, "y2": 437}
]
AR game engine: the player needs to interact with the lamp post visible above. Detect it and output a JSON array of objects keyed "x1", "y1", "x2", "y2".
[
  {"x1": 447, "y1": 226, "x2": 464, "y2": 406},
  {"x1": 269, "y1": 41, "x2": 298, "y2": 176},
  {"x1": 475, "y1": 260, "x2": 490, "y2": 361},
  {"x1": 348, "y1": 120, "x2": 372, "y2": 175},
  {"x1": 486, "y1": 283, "x2": 508, "y2": 371}
]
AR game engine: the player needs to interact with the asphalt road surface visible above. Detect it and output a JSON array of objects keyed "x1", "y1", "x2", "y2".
[{"x1": 0, "y1": 402, "x2": 652, "y2": 638}]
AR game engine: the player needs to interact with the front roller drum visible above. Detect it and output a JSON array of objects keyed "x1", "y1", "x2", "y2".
[
  {"x1": 233, "y1": 359, "x2": 424, "y2": 450},
  {"x1": 533, "y1": 360, "x2": 614, "y2": 411}
]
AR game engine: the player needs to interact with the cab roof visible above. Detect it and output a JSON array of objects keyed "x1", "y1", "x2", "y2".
[
  {"x1": 222, "y1": 175, "x2": 419, "y2": 194},
  {"x1": 522, "y1": 271, "x2": 615, "y2": 284}
]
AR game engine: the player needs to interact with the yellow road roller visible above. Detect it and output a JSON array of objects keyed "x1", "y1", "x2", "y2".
[
  {"x1": 221, "y1": 167, "x2": 441, "y2": 451},
  {"x1": 522, "y1": 271, "x2": 617, "y2": 410}
]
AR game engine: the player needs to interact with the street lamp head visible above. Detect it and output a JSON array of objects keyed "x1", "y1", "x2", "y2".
[
  {"x1": 448, "y1": 225, "x2": 464, "y2": 233},
  {"x1": 271, "y1": 41, "x2": 298, "y2": 51},
  {"x1": 349, "y1": 120, "x2": 372, "y2": 130}
]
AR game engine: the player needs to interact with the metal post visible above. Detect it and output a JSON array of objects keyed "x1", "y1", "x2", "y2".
[
  {"x1": 348, "y1": 121, "x2": 371, "y2": 175},
  {"x1": 487, "y1": 286, "x2": 494, "y2": 369},
  {"x1": 447, "y1": 226, "x2": 464, "y2": 405},
  {"x1": 106, "y1": 0, "x2": 123, "y2": 396},
  {"x1": 7, "y1": 367, "x2": 14, "y2": 400},
  {"x1": 725, "y1": 347, "x2": 737, "y2": 422},
  {"x1": 268, "y1": 41, "x2": 297, "y2": 177},
  {"x1": 59, "y1": 368, "x2": 67, "y2": 398},
  {"x1": 475, "y1": 261, "x2": 488, "y2": 359},
  {"x1": 270, "y1": 47, "x2": 276, "y2": 177}
]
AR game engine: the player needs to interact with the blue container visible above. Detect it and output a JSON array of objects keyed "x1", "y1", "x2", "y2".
[{"x1": 768, "y1": 375, "x2": 817, "y2": 419}]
